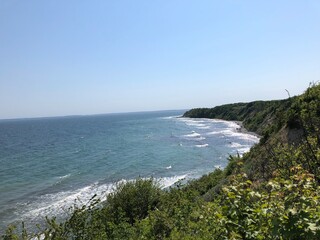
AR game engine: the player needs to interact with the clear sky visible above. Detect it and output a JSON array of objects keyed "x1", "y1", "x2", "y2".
[{"x1": 0, "y1": 0, "x2": 319, "y2": 119}]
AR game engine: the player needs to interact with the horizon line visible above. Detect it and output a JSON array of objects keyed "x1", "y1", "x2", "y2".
[{"x1": 0, "y1": 109, "x2": 189, "y2": 122}]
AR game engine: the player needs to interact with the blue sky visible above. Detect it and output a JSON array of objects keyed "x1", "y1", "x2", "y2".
[{"x1": 0, "y1": 1, "x2": 319, "y2": 119}]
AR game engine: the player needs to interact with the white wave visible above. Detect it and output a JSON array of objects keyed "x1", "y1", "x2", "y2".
[
  {"x1": 177, "y1": 118, "x2": 207, "y2": 125},
  {"x1": 207, "y1": 119, "x2": 227, "y2": 123},
  {"x1": 178, "y1": 117, "x2": 223, "y2": 130},
  {"x1": 223, "y1": 121, "x2": 241, "y2": 129},
  {"x1": 54, "y1": 174, "x2": 72, "y2": 185},
  {"x1": 21, "y1": 182, "x2": 115, "y2": 220},
  {"x1": 209, "y1": 120, "x2": 259, "y2": 143},
  {"x1": 183, "y1": 131, "x2": 206, "y2": 140},
  {"x1": 181, "y1": 118, "x2": 259, "y2": 155},
  {"x1": 161, "y1": 115, "x2": 181, "y2": 119},
  {"x1": 240, "y1": 134, "x2": 260, "y2": 143},
  {"x1": 197, "y1": 137, "x2": 206, "y2": 141},
  {"x1": 58, "y1": 174, "x2": 71, "y2": 180},
  {"x1": 195, "y1": 144, "x2": 209, "y2": 148},
  {"x1": 159, "y1": 175, "x2": 187, "y2": 189},
  {"x1": 237, "y1": 147, "x2": 251, "y2": 154},
  {"x1": 207, "y1": 129, "x2": 259, "y2": 144},
  {"x1": 20, "y1": 174, "x2": 188, "y2": 222},
  {"x1": 227, "y1": 132, "x2": 260, "y2": 143},
  {"x1": 186, "y1": 123, "x2": 207, "y2": 127},
  {"x1": 177, "y1": 117, "x2": 203, "y2": 122},
  {"x1": 166, "y1": 165, "x2": 172, "y2": 169},
  {"x1": 184, "y1": 131, "x2": 201, "y2": 138},
  {"x1": 206, "y1": 131, "x2": 220, "y2": 135},
  {"x1": 229, "y1": 142, "x2": 243, "y2": 148},
  {"x1": 196, "y1": 126, "x2": 211, "y2": 129}
]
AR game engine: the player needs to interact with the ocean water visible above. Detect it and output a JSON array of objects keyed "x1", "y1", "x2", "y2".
[{"x1": 0, "y1": 110, "x2": 259, "y2": 231}]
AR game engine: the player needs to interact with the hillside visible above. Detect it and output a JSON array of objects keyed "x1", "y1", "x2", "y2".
[
  {"x1": 3, "y1": 83, "x2": 320, "y2": 239},
  {"x1": 183, "y1": 85, "x2": 320, "y2": 182},
  {"x1": 183, "y1": 99, "x2": 292, "y2": 136}
]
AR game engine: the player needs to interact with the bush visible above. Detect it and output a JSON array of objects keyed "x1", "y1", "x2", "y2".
[{"x1": 105, "y1": 178, "x2": 162, "y2": 225}]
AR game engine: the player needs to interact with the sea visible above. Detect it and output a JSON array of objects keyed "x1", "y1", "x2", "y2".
[{"x1": 0, "y1": 110, "x2": 259, "y2": 232}]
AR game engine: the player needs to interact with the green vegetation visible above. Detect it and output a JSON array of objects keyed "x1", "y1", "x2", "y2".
[
  {"x1": 183, "y1": 98, "x2": 292, "y2": 136},
  {"x1": 2, "y1": 83, "x2": 320, "y2": 239}
]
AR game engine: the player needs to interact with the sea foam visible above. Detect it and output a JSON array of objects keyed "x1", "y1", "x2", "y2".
[
  {"x1": 159, "y1": 174, "x2": 187, "y2": 189},
  {"x1": 195, "y1": 144, "x2": 209, "y2": 148},
  {"x1": 184, "y1": 131, "x2": 201, "y2": 138},
  {"x1": 19, "y1": 174, "x2": 188, "y2": 224}
]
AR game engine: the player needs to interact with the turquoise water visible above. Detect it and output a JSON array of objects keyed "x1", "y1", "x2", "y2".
[{"x1": 0, "y1": 110, "x2": 259, "y2": 231}]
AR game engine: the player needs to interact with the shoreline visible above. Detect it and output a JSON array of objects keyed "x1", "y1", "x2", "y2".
[
  {"x1": 233, "y1": 120, "x2": 261, "y2": 139},
  {"x1": 180, "y1": 116, "x2": 261, "y2": 139}
]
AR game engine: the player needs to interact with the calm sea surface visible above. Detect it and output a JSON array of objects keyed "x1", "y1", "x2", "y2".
[{"x1": 0, "y1": 110, "x2": 259, "y2": 231}]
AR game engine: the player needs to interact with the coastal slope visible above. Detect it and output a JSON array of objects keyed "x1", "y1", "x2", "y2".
[
  {"x1": 184, "y1": 84, "x2": 320, "y2": 181},
  {"x1": 183, "y1": 98, "x2": 292, "y2": 136}
]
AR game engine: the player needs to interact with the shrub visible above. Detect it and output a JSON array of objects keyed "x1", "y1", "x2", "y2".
[{"x1": 105, "y1": 178, "x2": 162, "y2": 225}]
